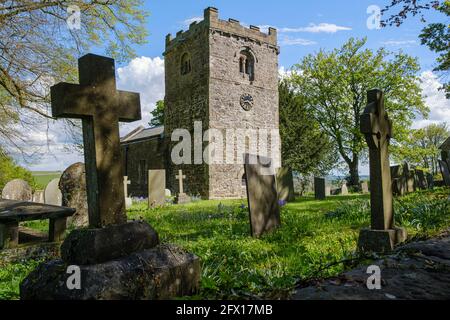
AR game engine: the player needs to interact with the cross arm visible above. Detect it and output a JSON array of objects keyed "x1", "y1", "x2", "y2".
[
  {"x1": 118, "y1": 91, "x2": 141, "y2": 123},
  {"x1": 51, "y1": 82, "x2": 95, "y2": 118}
]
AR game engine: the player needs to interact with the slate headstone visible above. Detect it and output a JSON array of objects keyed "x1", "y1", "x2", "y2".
[
  {"x1": 44, "y1": 178, "x2": 62, "y2": 206},
  {"x1": 148, "y1": 170, "x2": 166, "y2": 207},
  {"x1": 439, "y1": 160, "x2": 450, "y2": 186},
  {"x1": 244, "y1": 154, "x2": 281, "y2": 237},
  {"x1": 1, "y1": 179, "x2": 32, "y2": 201},
  {"x1": 314, "y1": 177, "x2": 326, "y2": 200}
]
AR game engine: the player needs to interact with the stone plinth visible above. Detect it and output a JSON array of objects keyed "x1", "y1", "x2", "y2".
[{"x1": 358, "y1": 227, "x2": 407, "y2": 253}]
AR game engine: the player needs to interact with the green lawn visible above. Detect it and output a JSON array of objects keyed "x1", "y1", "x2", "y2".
[
  {"x1": 1, "y1": 188, "x2": 449, "y2": 300},
  {"x1": 31, "y1": 171, "x2": 61, "y2": 190}
]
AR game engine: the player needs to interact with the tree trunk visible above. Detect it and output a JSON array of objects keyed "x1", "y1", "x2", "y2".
[{"x1": 348, "y1": 159, "x2": 360, "y2": 189}]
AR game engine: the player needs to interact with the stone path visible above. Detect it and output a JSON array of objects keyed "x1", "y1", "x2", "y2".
[{"x1": 293, "y1": 229, "x2": 450, "y2": 300}]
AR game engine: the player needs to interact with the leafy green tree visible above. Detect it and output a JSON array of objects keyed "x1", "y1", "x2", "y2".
[
  {"x1": 0, "y1": 1, "x2": 148, "y2": 153},
  {"x1": 0, "y1": 149, "x2": 36, "y2": 190},
  {"x1": 150, "y1": 100, "x2": 165, "y2": 127},
  {"x1": 391, "y1": 122, "x2": 449, "y2": 174},
  {"x1": 382, "y1": 0, "x2": 449, "y2": 98},
  {"x1": 289, "y1": 38, "x2": 428, "y2": 187},
  {"x1": 279, "y1": 80, "x2": 336, "y2": 175}
]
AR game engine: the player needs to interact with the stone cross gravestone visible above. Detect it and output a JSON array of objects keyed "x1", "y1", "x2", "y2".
[
  {"x1": 148, "y1": 170, "x2": 166, "y2": 207},
  {"x1": 123, "y1": 176, "x2": 132, "y2": 209},
  {"x1": 314, "y1": 177, "x2": 326, "y2": 200},
  {"x1": 244, "y1": 154, "x2": 281, "y2": 237},
  {"x1": 358, "y1": 89, "x2": 406, "y2": 253},
  {"x1": 341, "y1": 183, "x2": 349, "y2": 195},
  {"x1": 44, "y1": 178, "x2": 62, "y2": 206},
  {"x1": 20, "y1": 54, "x2": 200, "y2": 300},
  {"x1": 1, "y1": 179, "x2": 32, "y2": 201},
  {"x1": 439, "y1": 160, "x2": 450, "y2": 186},
  {"x1": 175, "y1": 170, "x2": 190, "y2": 204},
  {"x1": 50, "y1": 54, "x2": 141, "y2": 228},
  {"x1": 276, "y1": 167, "x2": 295, "y2": 202}
]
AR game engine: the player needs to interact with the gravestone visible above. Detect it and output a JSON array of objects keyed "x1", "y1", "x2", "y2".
[
  {"x1": 404, "y1": 164, "x2": 416, "y2": 193},
  {"x1": 175, "y1": 170, "x2": 191, "y2": 204},
  {"x1": 439, "y1": 160, "x2": 450, "y2": 186},
  {"x1": 1, "y1": 179, "x2": 32, "y2": 201},
  {"x1": 21, "y1": 54, "x2": 200, "y2": 300},
  {"x1": 390, "y1": 165, "x2": 406, "y2": 196},
  {"x1": 341, "y1": 183, "x2": 349, "y2": 196},
  {"x1": 358, "y1": 89, "x2": 406, "y2": 253},
  {"x1": 32, "y1": 190, "x2": 45, "y2": 204},
  {"x1": 361, "y1": 181, "x2": 369, "y2": 194},
  {"x1": 426, "y1": 173, "x2": 434, "y2": 189},
  {"x1": 123, "y1": 176, "x2": 132, "y2": 209},
  {"x1": 415, "y1": 169, "x2": 427, "y2": 190},
  {"x1": 276, "y1": 167, "x2": 295, "y2": 202},
  {"x1": 165, "y1": 189, "x2": 172, "y2": 197},
  {"x1": 325, "y1": 186, "x2": 331, "y2": 197},
  {"x1": 244, "y1": 154, "x2": 281, "y2": 237},
  {"x1": 148, "y1": 170, "x2": 166, "y2": 207},
  {"x1": 314, "y1": 177, "x2": 326, "y2": 200},
  {"x1": 44, "y1": 178, "x2": 62, "y2": 206},
  {"x1": 59, "y1": 163, "x2": 89, "y2": 228}
]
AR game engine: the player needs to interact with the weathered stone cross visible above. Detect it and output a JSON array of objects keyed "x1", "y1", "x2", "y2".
[
  {"x1": 123, "y1": 176, "x2": 131, "y2": 198},
  {"x1": 51, "y1": 54, "x2": 141, "y2": 228},
  {"x1": 360, "y1": 89, "x2": 393, "y2": 230},
  {"x1": 176, "y1": 170, "x2": 186, "y2": 194}
]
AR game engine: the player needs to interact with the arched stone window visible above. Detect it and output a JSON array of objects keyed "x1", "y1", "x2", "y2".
[
  {"x1": 239, "y1": 49, "x2": 255, "y2": 81},
  {"x1": 180, "y1": 53, "x2": 191, "y2": 75}
]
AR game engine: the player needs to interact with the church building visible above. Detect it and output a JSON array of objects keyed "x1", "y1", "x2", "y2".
[{"x1": 121, "y1": 7, "x2": 280, "y2": 199}]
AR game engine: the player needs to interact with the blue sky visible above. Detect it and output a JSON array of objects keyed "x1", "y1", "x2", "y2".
[
  {"x1": 20, "y1": 1, "x2": 449, "y2": 172},
  {"x1": 134, "y1": 0, "x2": 443, "y2": 71}
]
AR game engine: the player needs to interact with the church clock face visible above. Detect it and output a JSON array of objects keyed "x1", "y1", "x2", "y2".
[{"x1": 240, "y1": 94, "x2": 254, "y2": 111}]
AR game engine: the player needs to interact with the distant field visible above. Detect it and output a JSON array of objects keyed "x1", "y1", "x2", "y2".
[{"x1": 31, "y1": 172, "x2": 62, "y2": 190}]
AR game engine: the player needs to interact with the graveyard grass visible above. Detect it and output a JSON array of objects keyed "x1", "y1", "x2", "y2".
[{"x1": 1, "y1": 188, "x2": 449, "y2": 300}]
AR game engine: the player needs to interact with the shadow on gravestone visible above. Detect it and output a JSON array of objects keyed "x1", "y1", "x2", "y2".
[
  {"x1": 276, "y1": 167, "x2": 295, "y2": 202},
  {"x1": 1, "y1": 179, "x2": 32, "y2": 201},
  {"x1": 358, "y1": 89, "x2": 407, "y2": 253},
  {"x1": 20, "y1": 54, "x2": 200, "y2": 300},
  {"x1": 244, "y1": 154, "x2": 281, "y2": 237}
]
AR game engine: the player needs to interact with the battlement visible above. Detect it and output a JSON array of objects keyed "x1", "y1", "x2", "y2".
[{"x1": 165, "y1": 7, "x2": 278, "y2": 53}]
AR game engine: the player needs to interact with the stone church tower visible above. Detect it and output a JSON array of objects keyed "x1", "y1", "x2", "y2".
[{"x1": 164, "y1": 7, "x2": 280, "y2": 199}]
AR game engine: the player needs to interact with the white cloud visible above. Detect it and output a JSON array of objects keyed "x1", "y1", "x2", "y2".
[
  {"x1": 279, "y1": 36, "x2": 317, "y2": 46},
  {"x1": 182, "y1": 16, "x2": 203, "y2": 27},
  {"x1": 381, "y1": 40, "x2": 417, "y2": 47},
  {"x1": 117, "y1": 56, "x2": 165, "y2": 135},
  {"x1": 259, "y1": 23, "x2": 351, "y2": 34},
  {"x1": 413, "y1": 70, "x2": 450, "y2": 129}
]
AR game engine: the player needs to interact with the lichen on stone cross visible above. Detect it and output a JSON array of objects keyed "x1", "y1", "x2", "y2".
[
  {"x1": 50, "y1": 54, "x2": 141, "y2": 228},
  {"x1": 176, "y1": 170, "x2": 186, "y2": 194},
  {"x1": 360, "y1": 89, "x2": 394, "y2": 231}
]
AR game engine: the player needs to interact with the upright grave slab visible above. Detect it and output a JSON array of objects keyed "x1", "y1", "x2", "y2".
[
  {"x1": 244, "y1": 154, "x2": 281, "y2": 237},
  {"x1": 358, "y1": 89, "x2": 407, "y2": 253},
  {"x1": 1, "y1": 179, "x2": 32, "y2": 201},
  {"x1": 44, "y1": 179, "x2": 62, "y2": 206},
  {"x1": 314, "y1": 177, "x2": 326, "y2": 200},
  {"x1": 123, "y1": 176, "x2": 132, "y2": 209},
  {"x1": 20, "y1": 54, "x2": 200, "y2": 300},
  {"x1": 148, "y1": 170, "x2": 166, "y2": 207}
]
